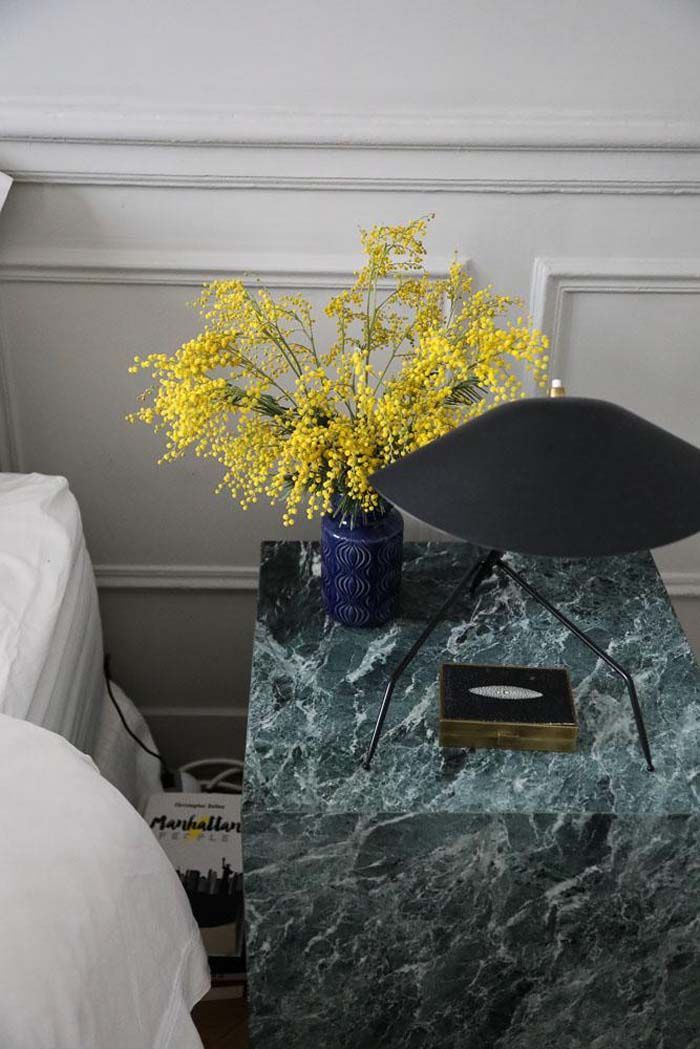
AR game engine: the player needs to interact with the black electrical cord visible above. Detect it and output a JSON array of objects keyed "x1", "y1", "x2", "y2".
[{"x1": 104, "y1": 654, "x2": 174, "y2": 788}]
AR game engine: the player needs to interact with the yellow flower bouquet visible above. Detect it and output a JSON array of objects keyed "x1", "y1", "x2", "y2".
[{"x1": 129, "y1": 216, "x2": 549, "y2": 625}]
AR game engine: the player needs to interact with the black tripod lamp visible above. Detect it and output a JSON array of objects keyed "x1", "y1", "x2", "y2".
[{"x1": 363, "y1": 390, "x2": 700, "y2": 771}]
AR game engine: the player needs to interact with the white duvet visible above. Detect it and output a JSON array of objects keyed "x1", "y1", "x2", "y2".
[{"x1": 0, "y1": 713, "x2": 209, "y2": 1049}]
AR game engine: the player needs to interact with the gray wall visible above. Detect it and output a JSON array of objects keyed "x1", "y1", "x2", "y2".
[{"x1": 1, "y1": 0, "x2": 699, "y2": 763}]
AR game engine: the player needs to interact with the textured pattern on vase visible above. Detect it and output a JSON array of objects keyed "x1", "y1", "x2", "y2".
[
  {"x1": 376, "y1": 538, "x2": 403, "y2": 595},
  {"x1": 321, "y1": 508, "x2": 403, "y2": 627}
]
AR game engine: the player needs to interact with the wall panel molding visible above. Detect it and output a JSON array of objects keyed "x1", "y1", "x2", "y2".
[
  {"x1": 0, "y1": 249, "x2": 454, "y2": 288},
  {"x1": 530, "y1": 257, "x2": 700, "y2": 377},
  {"x1": 96, "y1": 563, "x2": 259, "y2": 591},
  {"x1": 663, "y1": 573, "x2": 700, "y2": 599},
  {"x1": 140, "y1": 705, "x2": 248, "y2": 720},
  {"x1": 528, "y1": 255, "x2": 700, "y2": 604},
  {"x1": 94, "y1": 560, "x2": 699, "y2": 599}
]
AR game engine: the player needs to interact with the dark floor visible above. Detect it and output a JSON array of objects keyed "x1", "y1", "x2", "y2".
[{"x1": 193, "y1": 998, "x2": 248, "y2": 1049}]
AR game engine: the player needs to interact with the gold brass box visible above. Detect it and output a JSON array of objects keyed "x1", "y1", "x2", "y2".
[{"x1": 439, "y1": 662, "x2": 578, "y2": 754}]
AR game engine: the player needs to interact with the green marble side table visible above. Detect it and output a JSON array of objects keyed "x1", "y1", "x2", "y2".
[{"x1": 242, "y1": 541, "x2": 700, "y2": 1049}]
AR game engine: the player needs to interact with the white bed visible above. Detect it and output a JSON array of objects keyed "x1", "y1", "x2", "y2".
[
  {"x1": 0, "y1": 472, "x2": 210, "y2": 1048},
  {"x1": 0, "y1": 471, "x2": 161, "y2": 808}
]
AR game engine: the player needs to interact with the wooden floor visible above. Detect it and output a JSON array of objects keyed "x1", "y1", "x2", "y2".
[{"x1": 192, "y1": 998, "x2": 249, "y2": 1049}]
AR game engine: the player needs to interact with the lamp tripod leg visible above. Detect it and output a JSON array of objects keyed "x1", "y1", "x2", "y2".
[
  {"x1": 362, "y1": 549, "x2": 501, "y2": 770},
  {"x1": 494, "y1": 560, "x2": 655, "y2": 773}
]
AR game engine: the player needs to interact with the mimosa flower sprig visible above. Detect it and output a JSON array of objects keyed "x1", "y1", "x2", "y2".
[{"x1": 128, "y1": 217, "x2": 549, "y2": 524}]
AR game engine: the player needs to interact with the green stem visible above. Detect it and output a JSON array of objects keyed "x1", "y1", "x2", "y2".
[
  {"x1": 374, "y1": 342, "x2": 403, "y2": 392},
  {"x1": 228, "y1": 348, "x2": 298, "y2": 408},
  {"x1": 289, "y1": 309, "x2": 321, "y2": 367},
  {"x1": 246, "y1": 292, "x2": 304, "y2": 379}
]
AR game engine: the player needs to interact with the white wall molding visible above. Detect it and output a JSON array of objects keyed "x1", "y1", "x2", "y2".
[
  {"x1": 3, "y1": 100, "x2": 700, "y2": 152},
  {"x1": 95, "y1": 563, "x2": 259, "y2": 591},
  {"x1": 8, "y1": 170, "x2": 700, "y2": 196},
  {"x1": 94, "y1": 560, "x2": 699, "y2": 599},
  {"x1": 663, "y1": 574, "x2": 700, "y2": 599},
  {"x1": 5, "y1": 112, "x2": 700, "y2": 194},
  {"x1": 140, "y1": 705, "x2": 248, "y2": 720},
  {"x1": 530, "y1": 257, "x2": 700, "y2": 375},
  {"x1": 0, "y1": 248, "x2": 454, "y2": 289}
]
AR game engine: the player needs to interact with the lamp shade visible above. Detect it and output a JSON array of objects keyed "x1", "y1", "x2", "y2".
[{"x1": 369, "y1": 397, "x2": 700, "y2": 557}]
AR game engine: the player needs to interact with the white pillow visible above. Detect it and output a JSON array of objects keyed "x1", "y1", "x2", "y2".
[{"x1": 0, "y1": 473, "x2": 88, "y2": 721}]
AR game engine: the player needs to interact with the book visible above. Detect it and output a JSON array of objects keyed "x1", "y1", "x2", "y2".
[{"x1": 144, "y1": 792, "x2": 245, "y2": 971}]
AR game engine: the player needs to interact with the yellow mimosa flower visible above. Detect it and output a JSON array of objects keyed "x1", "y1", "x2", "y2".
[{"x1": 128, "y1": 217, "x2": 549, "y2": 523}]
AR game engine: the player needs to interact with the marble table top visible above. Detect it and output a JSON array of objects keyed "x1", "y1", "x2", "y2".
[{"x1": 243, "y1": 542, "x2": 700, "y2": 818}]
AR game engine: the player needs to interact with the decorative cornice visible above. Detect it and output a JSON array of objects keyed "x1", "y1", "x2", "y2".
[{"x1": 2, "y1": 100, "x2": 700, "y2": 151}]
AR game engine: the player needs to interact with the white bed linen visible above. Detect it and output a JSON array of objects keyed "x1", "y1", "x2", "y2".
[
  {"x1": 0, "y1": 171, "x2": 10, "y2": 211},
  {"x1": 0, "y1": 472, "x2": 104, "y2": 748},
  {"x1": 93, "y1": 679, "x2": 163, "y2": 811},
  {"x1": 0, "y1": 472, "x2": 162, "y2": 807},
  {"x1": 0, "y1": 713, "x2": 209, "y2": 1049}
]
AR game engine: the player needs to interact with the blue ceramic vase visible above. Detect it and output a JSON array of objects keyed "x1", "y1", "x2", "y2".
[{"x1": 320, "y1": 503, "x2": 404, "y2": 627}]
